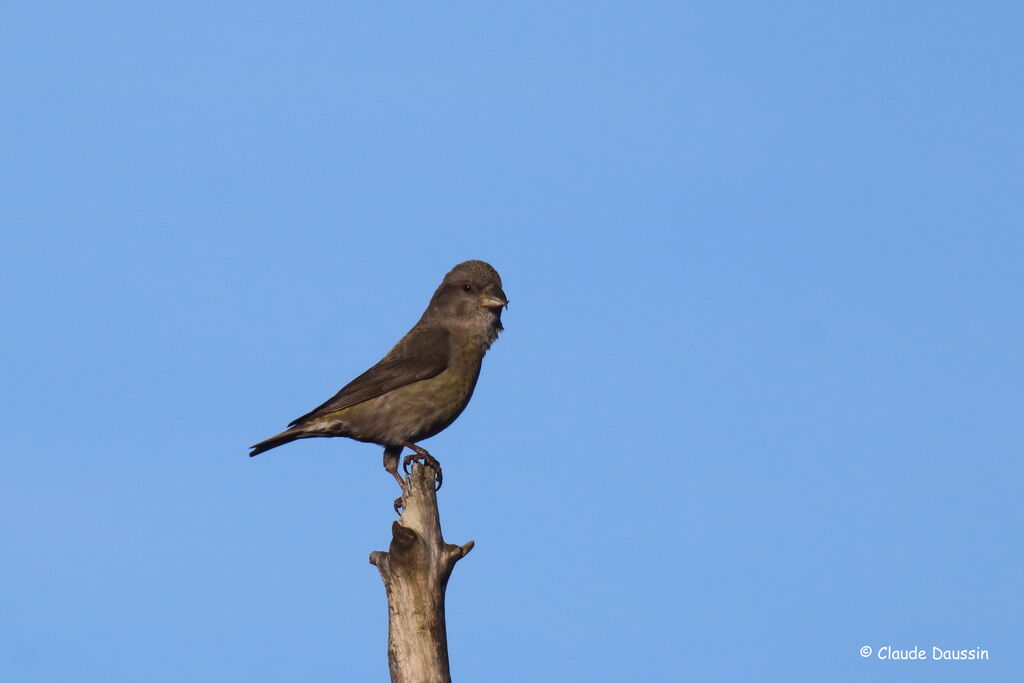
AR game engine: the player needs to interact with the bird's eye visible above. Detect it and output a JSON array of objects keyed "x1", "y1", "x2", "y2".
[{"x1": 462, "y1": 283, "x2": 473, "y2": 292}]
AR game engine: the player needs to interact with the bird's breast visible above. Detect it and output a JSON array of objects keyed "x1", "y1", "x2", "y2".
[{"x1": 364, "y1": 336, "x2": 485, "y2": 444}]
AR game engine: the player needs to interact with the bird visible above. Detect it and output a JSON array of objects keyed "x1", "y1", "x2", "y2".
[{"x1": 249, "y1": 259, "x2": 507, "y2": 490}]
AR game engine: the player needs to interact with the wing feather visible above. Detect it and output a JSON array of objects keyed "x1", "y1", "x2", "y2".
[{"x1": 287, "y1": 326, "x2": 449, "y2": 427}]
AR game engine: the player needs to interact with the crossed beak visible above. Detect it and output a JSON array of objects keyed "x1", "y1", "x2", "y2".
[{"x1": 479, "y1": 287, "x2": 509, "y2": 310}]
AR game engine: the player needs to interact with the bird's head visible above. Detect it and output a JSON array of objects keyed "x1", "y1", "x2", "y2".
[{"x1": 424, "y1": 260, "x2": 507, "y2": 347}]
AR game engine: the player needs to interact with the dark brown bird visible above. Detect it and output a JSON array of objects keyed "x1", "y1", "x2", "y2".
[{"x1": 250, "y1": 260, "x2": 507, "y2": 488}]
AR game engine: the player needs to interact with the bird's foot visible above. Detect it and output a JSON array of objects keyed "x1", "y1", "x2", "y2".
[
  {"x1": 402, "y1": 442, "x2": 443, "y2": 490},
  {"x1": 388, "y1": 468, "x2": 405, "y2": 489},
  {"x1": 393, "y1": 496, "x2": 404, "y2": 515}
]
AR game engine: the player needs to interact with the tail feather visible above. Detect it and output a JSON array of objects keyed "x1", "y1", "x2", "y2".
[{"x1": 249, "y1": 428, "x2": 309, "y2": 456}]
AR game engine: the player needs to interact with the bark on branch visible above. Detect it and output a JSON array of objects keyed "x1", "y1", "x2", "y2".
[{"x1": 369, "y1": 463, "x2": 474, "y2": 683}]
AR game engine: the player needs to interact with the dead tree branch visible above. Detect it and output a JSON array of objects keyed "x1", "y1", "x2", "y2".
[{"x1": 369, "y1": 463, "x2": 474, "y2": 683}]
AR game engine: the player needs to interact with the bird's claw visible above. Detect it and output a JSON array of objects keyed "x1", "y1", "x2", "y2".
[
  {"x1": 393, "y1": 496, "x2": 404, "y2": 515},
  {"x1": 402, "y1": 450, "x2": 443, "y2": 490}
]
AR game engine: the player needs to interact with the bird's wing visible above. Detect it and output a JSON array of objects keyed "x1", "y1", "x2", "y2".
[{"x1": 287, "y1": 326, "x2": 450, "y2": 427}]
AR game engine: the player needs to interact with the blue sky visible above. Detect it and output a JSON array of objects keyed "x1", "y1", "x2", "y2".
[{"x1": 2, "y1": 3, "x2": 1021, "y2": 681}]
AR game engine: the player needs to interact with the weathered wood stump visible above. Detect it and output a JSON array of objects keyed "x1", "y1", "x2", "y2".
[{"x1": 369, "y1": 463, "x2": 474, "y2": 683}]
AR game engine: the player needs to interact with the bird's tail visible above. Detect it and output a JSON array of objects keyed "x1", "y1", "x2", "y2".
[{"x1": 249, "y1": 428, "x2": 310, "y2": 457}]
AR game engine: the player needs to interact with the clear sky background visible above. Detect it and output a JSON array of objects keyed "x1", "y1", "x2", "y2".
[{"x1": 2, "y1": 3, "x2": 1021, "y2": 682}]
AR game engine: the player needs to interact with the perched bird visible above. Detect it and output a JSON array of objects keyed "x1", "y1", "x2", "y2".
[{"x1": 250, "y1": 259, "x2": 507, "y2": 489}]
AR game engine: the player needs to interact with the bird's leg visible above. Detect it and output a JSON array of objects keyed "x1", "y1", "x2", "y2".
[
  {"x1": 385, "y1": 464, "x2": 406, "y2": 489},
  {"x1": 402, "y1": 441, "x2": 443, "y2": 490},
  {"x1": 383, "y1": 446, "x2": 406, "y2": 488},
  {"x1": 383, "y1": 446, "x2": 407, "y2": 515}
]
